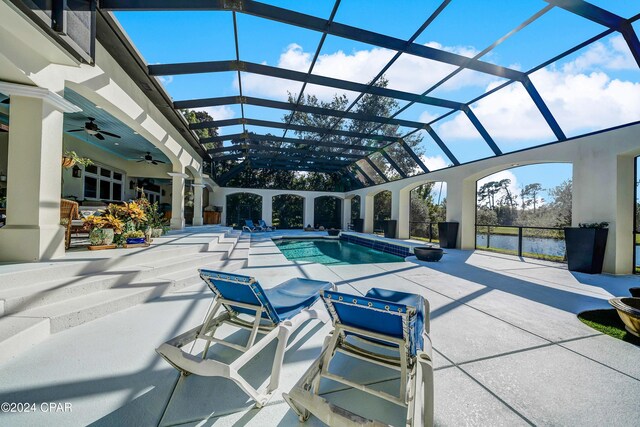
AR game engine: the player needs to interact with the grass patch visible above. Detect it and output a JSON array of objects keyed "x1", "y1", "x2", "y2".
[
  {"x1": 476, "y1": 246, "x2": 566, "y2": 263},
  {"x1": 578, "y1": 309, "x2": 640, "y2": 345}
]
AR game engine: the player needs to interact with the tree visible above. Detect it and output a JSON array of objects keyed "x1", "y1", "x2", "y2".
[
  {"x1": 287, "y1": 77, "x2": 425, "y2": 181},
  {"x1": 521, "y1": 183, "x2": 543, "y2": 213},
  {"x1": 547, "y1": 180, "x2": 572, "y2": 227},
  {"x1": 181, "y1": 109, "x2": 218, "y2": 143}
]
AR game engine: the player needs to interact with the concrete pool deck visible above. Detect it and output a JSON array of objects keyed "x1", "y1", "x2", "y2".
[{"x1": 0, "y1": 229, "x2": 639, "y2": 426}]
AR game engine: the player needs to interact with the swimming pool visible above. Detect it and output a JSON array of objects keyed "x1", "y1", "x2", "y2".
[{"x1": 275, "y1": 238, "x2": 405, "y2": 265}]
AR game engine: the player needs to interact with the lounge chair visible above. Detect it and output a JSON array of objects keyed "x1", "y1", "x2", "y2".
[
  {"x1": 242, "y1": 219, "x2": 263, "y2": 232},
  {"x1": 283, "y1": 288, "x2": 433, "y2": 426},
  {"x1": 156, "y1": 269, "x2": 335, "y2": 406},
  {"x1": 259, "y1": 219, "x2": 276, "y2": 231}
]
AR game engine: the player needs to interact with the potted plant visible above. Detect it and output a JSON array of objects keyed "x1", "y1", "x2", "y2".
[
  {"x1": 144, "y1": 201, "x2": 167, "y2": 237},
  {"x1": 62, "y1": 150, "x2": 92, "y2": 169},
  {"x1": 564, "y1": 222, "x2": 609, "y2": 274},
  {"x1": 123, "y1": 230, "x2": 146, "y2": 245},
  {"x1": 83, "y1": 213, "x2": 123, "y2": 247}
]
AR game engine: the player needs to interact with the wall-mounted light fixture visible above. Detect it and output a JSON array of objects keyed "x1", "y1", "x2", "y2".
[
  {"x1": 0, "y1": 171, "x2": 6, "y2": 182},
  {"x1": 72, "y1": 165, "x2": 82, "y2": 178}
]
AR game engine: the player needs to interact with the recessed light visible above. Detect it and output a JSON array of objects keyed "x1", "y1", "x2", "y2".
[
  {"x1": 95, "y1": 105, "x2": 102, "y2": 109},
  {"x1": 133, "y1": 131, "x2": 138, "y2": 135},
  {"x1": 114, "y1": 142, "x2": 119, "y2": 145}
]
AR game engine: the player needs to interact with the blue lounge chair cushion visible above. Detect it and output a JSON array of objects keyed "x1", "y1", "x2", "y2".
[
  {"x1": 265, "y1": 278, "x2": 334, "y2": 320},
  {"x1": 199, "y1": 269, "x2": 331, "y2": 323},
  {"x1": 365, "y1": 288, "x2": 426, "y2": 356},
  {"x1": 323, "y1": 289, "x2": 426, "y2": 356}
]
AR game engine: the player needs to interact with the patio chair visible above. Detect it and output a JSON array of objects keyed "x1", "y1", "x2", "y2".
[
  {"x1": 242, "y1": 219, "x2": 263, "y2": 232},
  {"x1": 259, "y1": 219, "x2": 276, "y2": 231},
  {"x1": 283, "y1": 288, "x2": 433, "y2": 427},
  {"x1": 60, "y1": 199, "x2": 79, "y2": 250},
  {"x1": 156, "y1": 269, "x2": 335, "y2": 406}
]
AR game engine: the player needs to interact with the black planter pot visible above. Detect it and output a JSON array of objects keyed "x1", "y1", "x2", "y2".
[
  {"x1": 414, "y1": 247, "x2": 444, "y2": 262},
  {"x1": 564, "y1": 227, "x2": 609, "y2": 274},
  {"x1": 327, "y1": 229, "x2": 340, "y2": 236},
  {"x1": 437, "y1": 222, "x2": 459, "y2": 249},
  {"x1": 382, "y1": 220, "x2": 397, "y2": 238},
  {"x1": 629, "y1": 288, "x2": 640, "y2": 298},
  {"x1": 353, "y1": 218, "x2": 364, "y2": 233}
]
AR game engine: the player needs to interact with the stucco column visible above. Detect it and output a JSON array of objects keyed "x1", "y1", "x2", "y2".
[
  {"x1": 363, "y1": 194, "x2": 374, "y2": 233},
  {"x1": 169, "y1": 171, "x2": 187, "y2": 230},
  {"x1": 342, "y1": 197, "x2": 352, "y2": 230},
  {"x1": 445, "y1": 177, "x2": 476, "y2": 249},
  {"x1": 191, "y1": 179, "x2": 204, "y2": 226},
  {"x1": 391, "y1": 188, "x2": 410, "y2": 239},
  {"x1": 304, "y1": 196, "x2": 314, "y2": 228},
  {"x1": 262, "y1": 194, "x2": 273, "y2": 225},
  {"x1": 0, "y1": 95, "x2": 71, "y2": 262},
  {"x1": 573, "y1": 152, "x2": 634, "y2": 274}
]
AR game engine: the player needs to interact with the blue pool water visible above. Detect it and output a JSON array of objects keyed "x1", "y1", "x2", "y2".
[{"x1": 275, "y1": 238, "x2": 405, "y2": 265}]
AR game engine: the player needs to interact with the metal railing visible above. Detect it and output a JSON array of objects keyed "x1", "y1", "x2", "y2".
[
  {"x1": 475, "y1": 224, "x2": 566, "y2": 262},
  {"x1": 409, "y1": 222, "x2": 439, "y2": 243}
]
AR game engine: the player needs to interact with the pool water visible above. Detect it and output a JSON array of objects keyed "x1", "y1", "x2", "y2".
[{"x1": 275, "y1": 238, "x2": 405, "y2": 265}]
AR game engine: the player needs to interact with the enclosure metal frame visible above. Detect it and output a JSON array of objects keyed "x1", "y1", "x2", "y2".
[{"x1": 100, "y1": 0, "x2": 640, "y2": 186}]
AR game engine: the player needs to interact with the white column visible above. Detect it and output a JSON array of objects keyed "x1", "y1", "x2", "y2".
[
  {"x1": 392, "y1": 188, "x2": 410, "y2": 239},
  {"x1": 192, "y1": 179, "x2": 204, "y2": 226},
  {"x1": 0, "y1": 95, "x2": 70, "y2": 261},
  {"x1": 445, "y1": 177, "x2": 476, "y2": 249},
  {"x1": 342, "y1": 197, "x2": 352, "y2": 230},
  {"x1": 573, "y1": 152, "x2": 634, "y2": 274},
  {"x1": 363, "y1": 194, "x2": 374, "y2": 233},
  {"x1": 169, "y1": 171, "x2": 186, "y2": 230},
  {"x1": 304, "y1": 196, "x2": 314, "y2": 228},
  {"x1": 262, "y1": 194, "x2": 273, "y2": 225}
]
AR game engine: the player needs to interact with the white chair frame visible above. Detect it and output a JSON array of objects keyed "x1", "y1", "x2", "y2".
[
  {"x1": 283, "y1": 297, "x2": 434, "y2": 426},
  {"x1": 157, "y1": 291, "x2": 332, "y2": 407}
]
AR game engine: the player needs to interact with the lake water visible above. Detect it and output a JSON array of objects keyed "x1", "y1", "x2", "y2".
[
  {"x1": 476, "y1": 234, "x2": 567, "y2": 258},
  {"x1": 476, "y1": 234, "x2": 640, "y2": 266}
]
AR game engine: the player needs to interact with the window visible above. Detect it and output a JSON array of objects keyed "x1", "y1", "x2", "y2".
[{"x1": 84, "y1": 164, "x2": 125, "y2": 201}]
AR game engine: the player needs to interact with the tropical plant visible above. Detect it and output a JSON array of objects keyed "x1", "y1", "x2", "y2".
[
  {"x1": 82, "y1": 214, "x2": 124, "y2": 234},
  {"x1": 62, "y1": 150, "x2": 93, "y2": 168},
  {"x1": 123, "y1": 230, "x2": 145, "y2": 239}
]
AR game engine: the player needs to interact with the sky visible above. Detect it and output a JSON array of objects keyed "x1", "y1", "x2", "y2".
[{"x1": 113, "y1": 1, "x2": 640, "y2": 191}]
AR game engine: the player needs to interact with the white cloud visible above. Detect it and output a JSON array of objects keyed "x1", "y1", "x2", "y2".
[
  {"x1": 239, "y1": 42, "x2": 500, "y2": 102},
  {"x1": 196, "y1": 105, "x2": 235, "y2": 121},
  {"x1": 420, "y1": 154, "x2": 448, "y2": 171},
  {"x1": 418, "y1": 111, "x2": 438, "y2": 124},
  {"x1": 436, "y1": 35, "x2": 640, "y2": 142},
  {"x1": 158, "y1": 76, "x2": 173, "y2": 85}
]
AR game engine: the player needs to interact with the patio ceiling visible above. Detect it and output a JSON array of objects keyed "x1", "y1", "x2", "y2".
[
  {"x1": 63, "y1": 90, "x2": 171, "y2": 164},
  {"x1": 99, "y1": 0, "x2": 640, "y2": 187}
]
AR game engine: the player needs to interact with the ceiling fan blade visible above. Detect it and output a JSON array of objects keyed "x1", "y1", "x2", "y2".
[
  {"x1": 67, "y1": 129, "x2": 85, "y2": 132},
  {"x1": 136, "y1": 159, "x2": 145, "y2": 162},
  {"x1": 154, "y1": 159, "x2": 166, "y2": 164},
  {"x1": 152, "y1": 161, "x2": 158, "y2": 165},
  {"x1": 94, "y1": 133, "x2": 105, "y2": 141},
  {"x1": 99, "y1": 130, "x2": 121, "y2": 138}
]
